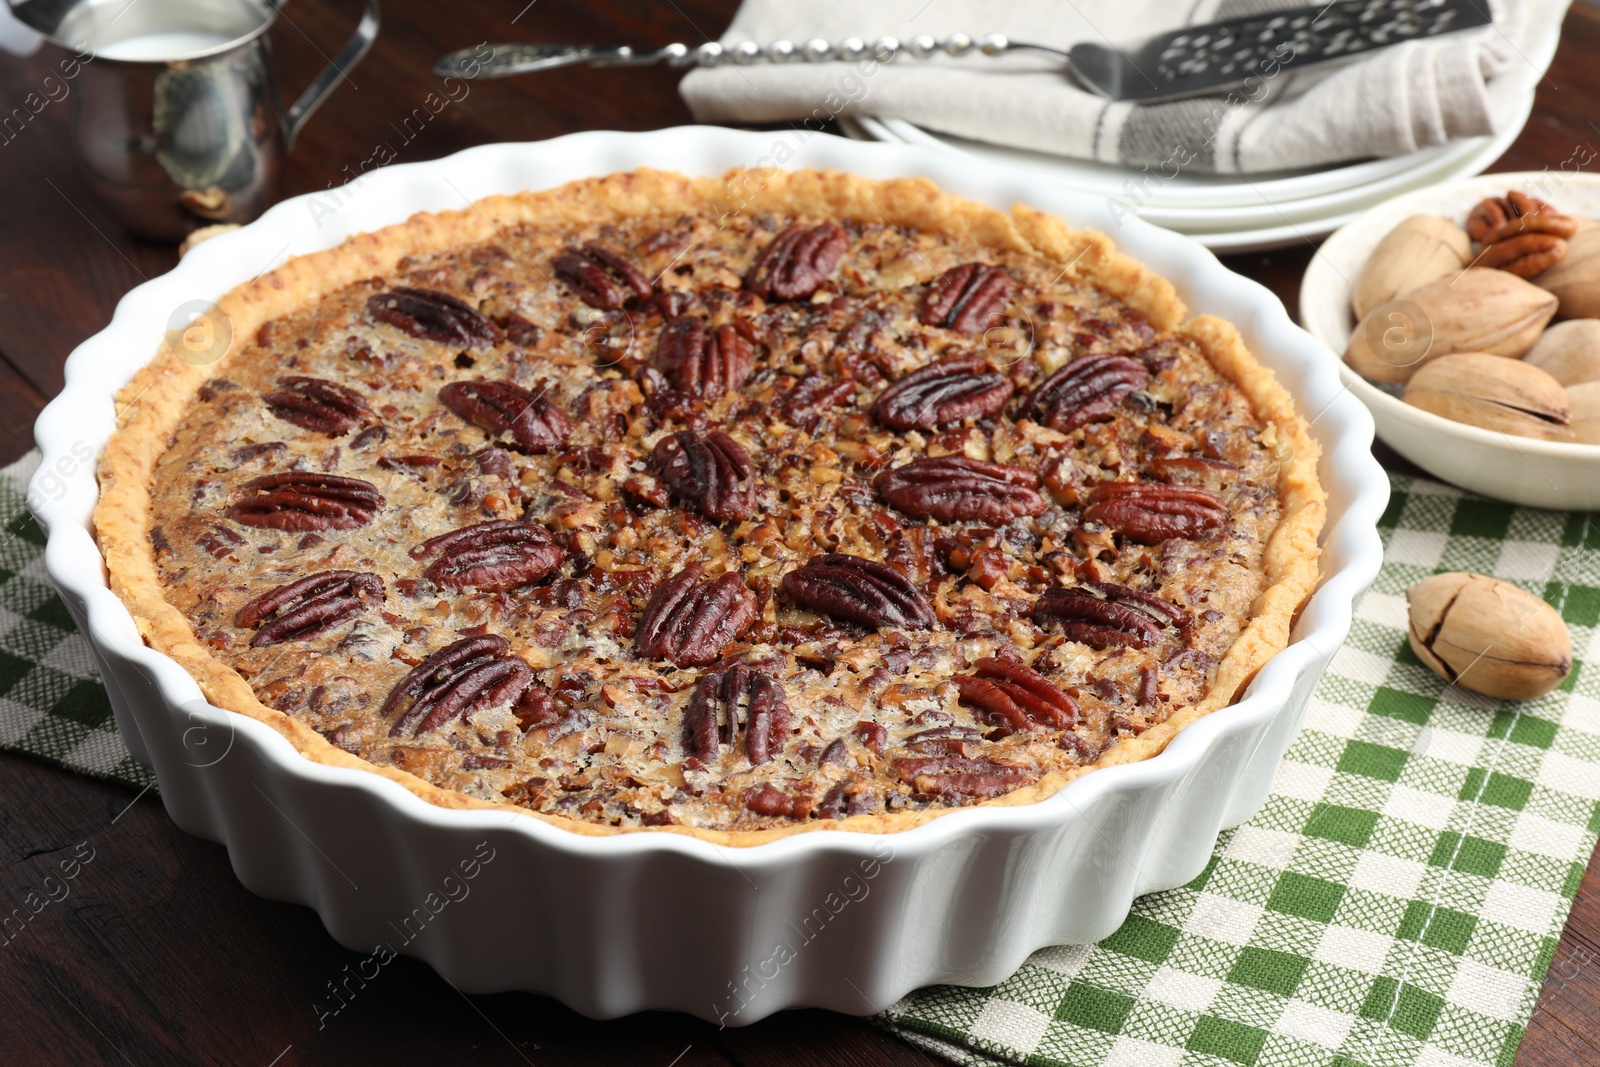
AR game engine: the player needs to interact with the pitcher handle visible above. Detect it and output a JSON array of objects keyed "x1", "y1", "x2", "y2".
[{"x1": 281, "y1": 0, "x2": 382, "y2": 150}]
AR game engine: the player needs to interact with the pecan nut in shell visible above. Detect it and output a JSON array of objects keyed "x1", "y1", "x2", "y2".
[
  {"x1": 227, "y1": 473, "x2": 384, "y2": 531},
  {"x1": 635, "y1": 564, "x2": 758, "y2": 667},
  {"x1": 235, "y1": 570, "x2": 383, "y2": 646}
]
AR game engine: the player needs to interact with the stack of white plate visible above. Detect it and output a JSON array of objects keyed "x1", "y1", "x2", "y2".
[{"x1": 840, "y1": 106, "x2": 1532, "y2": 253}]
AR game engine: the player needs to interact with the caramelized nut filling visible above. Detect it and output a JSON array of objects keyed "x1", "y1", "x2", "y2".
[{"x1": 148, "y1": 208, "x2": 1285, "y2": 833}]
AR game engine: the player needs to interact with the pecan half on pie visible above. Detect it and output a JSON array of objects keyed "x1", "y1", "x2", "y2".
[{"x1": 97, "y1": 169, "x2": 1324, "y2": 843}]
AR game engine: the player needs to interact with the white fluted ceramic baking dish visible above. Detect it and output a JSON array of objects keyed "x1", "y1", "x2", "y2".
[{"x1": 30, "y1": 127, "x2": 1387, "y2": 1023}]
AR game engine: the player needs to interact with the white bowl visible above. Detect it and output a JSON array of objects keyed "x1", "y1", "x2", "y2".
[
  {"x1": 1300, "y1": 171, "x2": 1600, "y2": 510},
  {"x1": 30, "y1": 127, "x2": 1387, "y2": 1022}
]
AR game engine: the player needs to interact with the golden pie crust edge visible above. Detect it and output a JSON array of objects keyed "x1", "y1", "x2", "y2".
[{"x1": 95, "y1": 168, "x2": 1327, "y2": 847}]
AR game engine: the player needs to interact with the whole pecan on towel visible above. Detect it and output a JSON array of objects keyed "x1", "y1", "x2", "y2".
[
  {"x1": 781, "y1": 553, "x2": 936, "y2": 631},
  {"x1": 1019, "y1": 354, "x2": 1150, "y2": 432},
  {"x1": 654, "y1": 317, "x2": 756, "y2": 401},
  {"x1": 368, "y1": 287, "x2": 502, "y2": 347},
  {"x1": 235, "y1": 570, "x2": 383, "y2": 646},
  {"x1": 553, "y1": 243, "x2": 653, "y2": 310},
  {"x1": 918, "y1": 263, "x2": 1015, "y2": 335},
  {"x1": 227, "y1": 472, "x2": 384, "y2": 531},
  {"x1": 410, "y1": 519, "x2": 563, "y2": 592},
  {"x1": 1031, "y1": 582, "x2": 1188, "y2": 650},
  {"x1": 651, "y1": 430, "x2": 755, "y2": 522},
  {"x1": 439, "y1": 378, "x2": 572, "y2": 453},
  {"x1": 382, "y1": 634, "x2": 536, "y2": 737},
  {"x1": 954, "y1": 657, "x2": 1077, "y2": 734},
  {"x1": 263, "y1": 376, "x2": 373, "y2": 435},
  {"x1": 1467, "y1": 191, "x2": 1577, "y2": 278},
  {"x1": 744, "y1": 222, "x2": 849, "y2": 301},
  {"x1": 875, "y1": 455, "x2": 1045, "y2": 524},
  {"x1": 635, "y1": 563, "x2": 758, "y2": 667},
  {"x1": 682, "y1": 663, "x2": 791, "y2": 765},
  {"x1": 870, "y1": 355, "x2": 1013, "y2": 431},
  {"x1": 1083, "y1": 481, "x2": 1227, "y2": 544}
]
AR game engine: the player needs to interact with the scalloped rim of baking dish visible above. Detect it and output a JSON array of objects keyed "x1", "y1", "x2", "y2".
[{"x1": 32, "y1": 127, "x2": 1388, "y2": 870}]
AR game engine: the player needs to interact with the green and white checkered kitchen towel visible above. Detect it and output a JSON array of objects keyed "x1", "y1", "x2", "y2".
[
  {"x1": 2, "y1": 451, "x2": 1597, "y2": 1066},
  {"x1": 0, "y1": 453, "x2": 153, "y2": 791},
  {"x1": 882, "y1": 481, "x2": 1600, "y2": 1066}
]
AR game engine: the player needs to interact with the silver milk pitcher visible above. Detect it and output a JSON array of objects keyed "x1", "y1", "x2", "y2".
[{"x1": 11, "y1": 0, "x2": 380, "y2": 240}]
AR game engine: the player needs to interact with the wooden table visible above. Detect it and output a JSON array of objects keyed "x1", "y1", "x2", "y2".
[{"x1": 2, "y1": 2, "x2": 1597, "y2": 1063}]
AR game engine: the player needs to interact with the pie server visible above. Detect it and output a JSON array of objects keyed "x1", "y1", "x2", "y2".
[{"x1": 436, "y1": 0, "x2": 1492, "y2": 105}]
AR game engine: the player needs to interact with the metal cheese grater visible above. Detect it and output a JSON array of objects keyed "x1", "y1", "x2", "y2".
[{"x1": 437, "y1": 0, "x2": 1493, "y2": 105}]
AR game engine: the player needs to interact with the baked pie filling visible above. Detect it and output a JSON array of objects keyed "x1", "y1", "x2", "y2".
[{"x1": 98, "y1": 170, "x2": 1323, "y2": 841}]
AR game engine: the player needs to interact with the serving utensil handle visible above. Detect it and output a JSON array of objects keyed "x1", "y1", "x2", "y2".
[
  {"x1": 434, "y1": 35, "x2": 1067, "y2": 79},
  {"x1": 439, "y1": 1, "x2": 1491, "y2": 102}
]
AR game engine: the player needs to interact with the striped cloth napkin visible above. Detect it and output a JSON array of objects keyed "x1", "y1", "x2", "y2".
[
  {"x1": 4, "y1": 453, "x2": 1596, "y2": 1065},
  {"x1": 681, "y1": 0, "x2": 1569, "y2": 173}
]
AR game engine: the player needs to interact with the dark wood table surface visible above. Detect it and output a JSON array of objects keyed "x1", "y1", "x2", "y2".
[{"x1": 3, "y1": 2, "x2": 1599, "y2": 1063}]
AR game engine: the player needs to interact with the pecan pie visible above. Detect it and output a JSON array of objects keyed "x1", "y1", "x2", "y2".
[{"x1": 97, "y1": 169, "x2": 1324, "y2": 844}]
